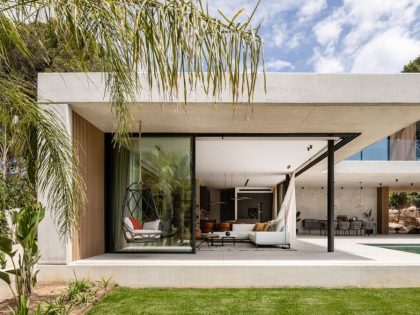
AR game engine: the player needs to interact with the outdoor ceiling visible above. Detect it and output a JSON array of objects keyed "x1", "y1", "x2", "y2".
[
  {"x1": 297, "y1": 161, "x2": 420, "y2": 189},
  {"x1": 196, "y1": 137, "x2": 327, "y2": 188}
]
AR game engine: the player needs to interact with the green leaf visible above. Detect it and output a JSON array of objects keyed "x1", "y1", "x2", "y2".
[
  {"x1": 0, "y1": 270, "x2": 11, "y2": 285},
  {"x1": 0, "y1": 236, "x2": 12, "y2": 254},
  {"x1": 7, "y1": 268, "x2": 21, "y2": 276}
]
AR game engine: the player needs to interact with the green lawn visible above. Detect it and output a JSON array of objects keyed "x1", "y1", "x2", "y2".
[{"x1": 88, "y1": 287, "x2": 420, "y2": 315}]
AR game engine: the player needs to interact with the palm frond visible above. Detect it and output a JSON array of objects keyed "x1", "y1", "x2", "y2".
[
  {"x1": 0, "y1": 74, "x2": 86, "y2": 238},
  {"x1": 2, "y1": 0, "x2": 264, "y2": 144},
  {"x1": 0, "y1": 0, "x2": 264, "y2": 237}
]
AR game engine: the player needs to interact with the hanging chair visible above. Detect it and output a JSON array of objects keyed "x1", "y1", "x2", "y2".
[{"x1": 121, "y1": 182, "x2": 177, "y2": 243}]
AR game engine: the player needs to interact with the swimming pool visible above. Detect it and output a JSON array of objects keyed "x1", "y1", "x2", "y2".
[{"x1": 364, "y1": 244, "x2": 420, "y2": 254}]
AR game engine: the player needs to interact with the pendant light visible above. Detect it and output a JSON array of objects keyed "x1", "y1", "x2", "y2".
[
  {"x1": 355, "y1": 182, "x2": 366, "y2": 209},
  {"x1": 229, "y1": 174, "x2": 251, "y2": 201}
]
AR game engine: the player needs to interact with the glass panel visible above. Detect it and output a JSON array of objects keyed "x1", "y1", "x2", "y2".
[
  {"x1": 109, "y1": 136, "x2": 193, "y2": 253},
  {"x1": 361, "y1": 138, "x2": 389, "y2": 160}
]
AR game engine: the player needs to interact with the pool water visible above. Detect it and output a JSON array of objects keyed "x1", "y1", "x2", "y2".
[{"x1": 365, "y1": 244, "x2": 420, "y2": 254}]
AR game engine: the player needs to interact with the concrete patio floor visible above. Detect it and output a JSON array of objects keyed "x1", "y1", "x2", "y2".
[
  {"x1": 31, "y1": 235, "x2": 420, "y2": 289},
  {"x1": 69, "y1": 234, "x2": 420, "y2": 265}
]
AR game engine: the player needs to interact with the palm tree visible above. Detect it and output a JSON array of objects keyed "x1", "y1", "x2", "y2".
[
  {"x1": 0, "y1": 75, "x2": 85, "y2": 237},
  {"x1": 0, "y1": 0, "x2": 263, "y2": 238}
]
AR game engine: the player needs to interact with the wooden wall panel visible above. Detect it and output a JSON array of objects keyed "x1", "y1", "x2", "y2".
[
  {"x1": 72, "y1": 112, "x2": 105, "y2": 260},
  {"x1": 377, "y1": 187, "x2": 389, "y2": 234}
]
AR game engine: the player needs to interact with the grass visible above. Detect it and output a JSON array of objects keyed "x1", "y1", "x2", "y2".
[{"x1": 87, "y1": 287, "x2": 420, "y2": 315}]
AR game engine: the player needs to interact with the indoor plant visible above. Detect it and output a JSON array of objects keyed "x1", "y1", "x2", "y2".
[{"x1": 363, "y1": 209, "x2": 375, "y2": 236}]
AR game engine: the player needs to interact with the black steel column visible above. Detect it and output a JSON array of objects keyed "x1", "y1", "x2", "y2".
[{"x1": 327, "y1": 140, "x2": 335, "y2": 252}]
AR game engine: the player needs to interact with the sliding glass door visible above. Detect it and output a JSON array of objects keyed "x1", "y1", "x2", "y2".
[{"x1": 106, "y1": 135, "x2": 193, "y2": 253}]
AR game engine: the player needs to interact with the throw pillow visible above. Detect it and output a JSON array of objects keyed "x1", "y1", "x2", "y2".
[
  {"x1": 130, "y1": 217, "x2": 142, "y2": 230},
  {"x1": 263, "y1": 222, "x2": 271, "y2": 231},
  {"x1": 124, "y1": 217, "x2": 134, "y2": 230},
  {"x1": 143, "y1": 219, "x2": 160, "y2": 230},
  {"x1": 254, "y1": 223, "x2": 265, "y2": 232}
]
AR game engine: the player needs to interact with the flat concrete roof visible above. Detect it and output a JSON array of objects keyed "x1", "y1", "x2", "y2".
[
  {"x1": 38, "y1": 72, "x2": 420, "y2": 179},
  {"x1": 38, "y1": 72, "x2": 420, "y2": 104}
]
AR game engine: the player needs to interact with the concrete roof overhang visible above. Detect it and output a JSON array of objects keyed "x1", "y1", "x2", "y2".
[{"x1": 38, "y1": 72, "x2": 420, "y2": 179}]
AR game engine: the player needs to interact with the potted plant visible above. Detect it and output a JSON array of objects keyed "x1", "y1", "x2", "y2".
[
  {"x1": 296, "y1": 211, "x2": 301, "y2": 234},
  {"x1": 363, "y1": 209, "x2": 375, "y2": 236}
]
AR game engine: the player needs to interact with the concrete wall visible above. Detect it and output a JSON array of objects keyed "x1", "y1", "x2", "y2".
[
  {"x1": 296, "y1": 186, "x2": 377, "y2": 229},
  {"x1": 31, "y1": 263, "x2": 420, "y2": 289},
  {"x1": 38, "y1": 104, "x2": 72, "y2": 264}
]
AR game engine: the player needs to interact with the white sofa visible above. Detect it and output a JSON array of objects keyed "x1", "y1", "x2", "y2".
[
  {"x1": 248, "y1": 231, "x2": 290, "y2": 248},
  {"x1": 230, "y1": 223, "x2": 291, "y2": 248},
  {"x1": 231, "y1": 224, "x2": 255, "y2": 240}
]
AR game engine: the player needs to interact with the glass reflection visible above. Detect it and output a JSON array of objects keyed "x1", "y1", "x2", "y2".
[{"x1": 109, "y1": 136, "x2": 192, "y2": 252}]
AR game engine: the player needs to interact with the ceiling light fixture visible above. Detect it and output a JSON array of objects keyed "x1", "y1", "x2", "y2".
[
  {"x1": 355, "y1": 182, "x2": 366, "y2": 210},
  {"x1": 230, "y1": 174, "x2": 252, "y2": 201}
]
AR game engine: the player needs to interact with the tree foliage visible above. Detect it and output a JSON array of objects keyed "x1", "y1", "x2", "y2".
[
  {"x1": 2, "y1": 22, "x2": 104, "y2": 85},
  {"x1": 0, "y1": 1, "x2": 263, "y2": 238},
  {"x1": 389, "y1": 192, "x2": 420, "y2": 209},
  {"x1": 402, "y1": 55, "x2": 420, "y2": 73},
  {"x1": 1, "y1": 0, "x2": 264, "y2": 145}
]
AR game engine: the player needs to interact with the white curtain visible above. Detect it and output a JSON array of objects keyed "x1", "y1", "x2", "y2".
[{"x1": 276, "y1": 173, "x2": 296, "y2": 240}]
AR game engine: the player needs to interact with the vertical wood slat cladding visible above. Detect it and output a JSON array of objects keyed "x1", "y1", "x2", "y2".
[
  {"x1": 377, "y1": 187, "x2": 389, "y2": 234},
  {"x1": 72, "y1": 112, "x2": 105, "y2": 260}
]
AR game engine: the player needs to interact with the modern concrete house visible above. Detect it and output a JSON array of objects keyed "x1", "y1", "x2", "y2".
[{"x1": 32, "y1": 72, "x2": 420, "y2": 288}]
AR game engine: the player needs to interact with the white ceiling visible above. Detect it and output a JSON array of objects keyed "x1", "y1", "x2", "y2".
[{"x1": 196, "y1": 137, "x2": 327, "y2": 188}]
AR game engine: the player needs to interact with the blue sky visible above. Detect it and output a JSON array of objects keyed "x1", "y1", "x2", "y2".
[{"x1": 210, "y1": 0, "x2": 420, "y2": 72}]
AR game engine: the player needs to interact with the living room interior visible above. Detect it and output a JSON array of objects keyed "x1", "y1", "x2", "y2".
[
  {"x1": 114, "y1": 133, "x2": 386, "y2": 253},
  {"x1": 195, "y1": 136, "x2": 328, "y2": 248}
]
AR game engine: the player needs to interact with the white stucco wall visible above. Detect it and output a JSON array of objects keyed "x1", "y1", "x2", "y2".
[{"x1": 296, "y1": 186, "x2": 377, "y2": 230}]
